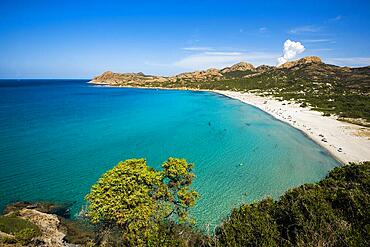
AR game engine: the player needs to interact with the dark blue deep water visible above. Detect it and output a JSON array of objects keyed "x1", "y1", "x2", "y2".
[{"x1": 0, "y1": 79, "x2": 340, "y2": 229}]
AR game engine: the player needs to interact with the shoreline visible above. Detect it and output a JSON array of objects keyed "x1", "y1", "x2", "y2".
[
  {"x1": 89, "y1": 81, "x2": 370, "y2": 164},
  {"x1": 214, "y1": 90, "x2": 370, "y2": 164}
]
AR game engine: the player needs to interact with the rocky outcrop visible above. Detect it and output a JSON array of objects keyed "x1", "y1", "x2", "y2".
[
  {"x1": 4, "y1": 201, "x2": 72, "y2": 219},
  {"x1": 0, "y1": 231, "x2": 14, "y2": 239},
  {"x1": 221, "y1": 62, "x2": 255, "y2": 73},
  {"x1": 278, "y1": 56, "x2": 322, "y2": 69},
  {"x1": 1, "y1": 202, "x2": 82, "y2": 247},
  {"x1": 174, "y1": 68, "x2": 223, "y2": 82},
  {"x1": 18, "y1": 209, "x2": 66, "y2": 247},
  {"x1": 256, "y1": 65, "x2": 274, "y2": 72}
]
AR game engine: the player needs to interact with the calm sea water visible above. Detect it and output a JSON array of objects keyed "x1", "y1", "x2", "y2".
[{"x1": 0, "y1": 79, "x2": 340, "y2": 229}]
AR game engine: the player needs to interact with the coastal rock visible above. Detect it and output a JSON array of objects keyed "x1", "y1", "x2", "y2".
[
  {"x1": 18, "y1": 209, "x2": 67, "y2": 247},
  {"x1": 4, "y1": 201, "x2": 71, "y2": 219},
  {"x1": 0, "y1": 230, "x2": 15, "y2": 239}
]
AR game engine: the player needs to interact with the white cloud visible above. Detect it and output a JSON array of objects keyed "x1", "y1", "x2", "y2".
[
  {"x1": 277, "y1": 40, "x2": 305, "y2": 66},
  {"x1": 289, "y1": 25, "x2": 321, "y2": 34},
  {"x1": 326, "y1": 57, "x2": 370, "y2": 67},
  {"x1": 174, "y1": 51, "x2": 279, "y2": 70},
  {"x1": 182, "y1": 47, "x2": 214, "y2": 51}
]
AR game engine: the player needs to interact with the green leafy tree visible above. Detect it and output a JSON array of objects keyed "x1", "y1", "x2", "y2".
[
  {"x1": 162, "y1": 157, "x2": 199, "y2": 224},
  {"x1": 85, "y1": 157, "x2": 199, "y2": 245}
]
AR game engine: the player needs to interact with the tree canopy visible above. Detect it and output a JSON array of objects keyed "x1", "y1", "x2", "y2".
[{"x1": 85, "y1": 157, "x2": 199, "y2": 244}]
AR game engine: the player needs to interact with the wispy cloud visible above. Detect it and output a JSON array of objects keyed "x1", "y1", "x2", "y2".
[
  {"x1": 329, "y1": 15, "x2": 342, "y2": 22},
  {"x1": 289, "y1": 25, "x2": 322, "y2": 34},
  {"x1": 174, "y1": 51, "x2": 279, "y2": 70},
  {"x1": 204, "y1": 51, "x2": 244, "y2": 56},
  {"x1": 309, "y1": 48, "x2": 334, "y2": 52},
  {"x1": 143, "y1": 61, "x2": 171, "y2": 67},
  {"x1": 174, "y1": 52, "x2": 245, "y2": 69},
  {"x1": 303, "y1": 39, "x2": 332, "y2": 43},
  {"x1": 259, "y1": 27, "x2": 267, "y2": 33},
  {"x1": 182, "y1": 47, "x2": 214, "y2": 51},
  {"x1": 310, "y1": 48, "x2": 333, "y2": 52},
  {"x1": 326, "y1": 57, "x2": 370, "y2": 67}
]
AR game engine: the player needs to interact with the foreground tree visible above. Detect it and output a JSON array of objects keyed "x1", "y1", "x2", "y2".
[{"x1": 85, "y1": 157, "x2": 199, "y2": 245}]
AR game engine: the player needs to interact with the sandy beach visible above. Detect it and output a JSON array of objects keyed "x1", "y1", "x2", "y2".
[{"x1": 215, "y1": 90, "x2": 370, "y2": 164}]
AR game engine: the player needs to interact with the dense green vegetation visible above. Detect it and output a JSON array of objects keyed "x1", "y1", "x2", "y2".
[
  {"x1": 215, "y1": 161, "x2": 370, "y2": 246},
  {"x1": 0, "y1": 215, "x2": 41, "y2": 245}
]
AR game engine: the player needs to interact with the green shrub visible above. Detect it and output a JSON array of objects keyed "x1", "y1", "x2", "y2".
[
  {"x1": 14, "y1": 228, "x2": 38, "y2": 245},
  {"x1": 61, "y1": 218, "x2": 95, "y2": 245},
  {"x1": 215, "y1": 162, "x2": 370, "y2": 247},
  {"x1": 0, "y1": 216, "x2": 40, "y2": 235},
  {"x1": 215, "y1": 198, "x2": 280, "y2": 246},
  {"x1": 1, "y1": 236, "x2": 17, "y2": 244}
]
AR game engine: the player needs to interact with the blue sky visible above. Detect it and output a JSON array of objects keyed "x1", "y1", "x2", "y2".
[{"x1": 0, "y1": 0, "x2": 370, "y2": 78}]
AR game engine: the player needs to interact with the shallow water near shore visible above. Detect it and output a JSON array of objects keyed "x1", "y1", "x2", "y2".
[{"x1": 0, "y1": 80, "x2": 340, "y2": 229}]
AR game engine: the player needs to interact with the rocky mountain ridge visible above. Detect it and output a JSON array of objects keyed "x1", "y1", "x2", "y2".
[
  {"x1": 278, "y1": 56, "x2": 322, "y2": 69},
  {"x1": 90, "y1": 56, "x2": 325, "y2": 85}
]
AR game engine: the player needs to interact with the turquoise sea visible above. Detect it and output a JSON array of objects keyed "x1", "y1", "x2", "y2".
[{"x1": 0, "y1": 79, "x2": 340, "y2": 229}]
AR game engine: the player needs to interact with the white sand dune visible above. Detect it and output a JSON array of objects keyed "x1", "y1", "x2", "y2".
[{"x1": 215, "y1": 90, "x2": 370, "y2": 164}]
